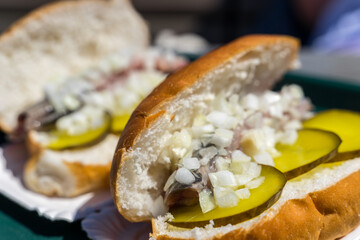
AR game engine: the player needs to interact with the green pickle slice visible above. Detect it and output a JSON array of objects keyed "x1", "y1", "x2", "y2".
[
  {"x1": 46, "y1": 113, "x2": 111, "y2": 150},
  {"x1": 169, "y1": 165, "x2": 286, "y2": 228},
  {"x1": 274, "y1": 129, "x2": 341, "y2": 179},
  {"x1": 292, "y1": 161, "x2": 345, "y2": 182},
  {"x1": 111, "y1": 113, "x2": 131, "y2": 133},
  {"x1": 167, "y1": 110, "x2": 358, "y2": 228},
  {"x1": 303, "y1": 109, "x2": 360, "y2": 159}
]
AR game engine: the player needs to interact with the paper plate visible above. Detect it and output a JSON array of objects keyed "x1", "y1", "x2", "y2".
[
  {"x1": 82, "y1": 199, "x2": 152, "y2": 240},
  {"x1": 0, "y1": 142, "x2": 111, "y2": 221}
]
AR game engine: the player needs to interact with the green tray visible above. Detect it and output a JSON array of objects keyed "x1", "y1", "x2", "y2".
[
  {"x1": 0, "y1": 193, "x2": 87, "y2": 240},
  {"x1": 278, "y1": 72, "x2": 360, "y2": 111}
]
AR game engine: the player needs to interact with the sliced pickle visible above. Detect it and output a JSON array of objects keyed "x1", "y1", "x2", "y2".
[
  {"x1": 292, "y1": 161, "x2": 345, "y2": 182},
  {"x1": 303, "y1": 109, "x2": 360, "y2": 159},
  {"x1": 168, "y1": 165, "x2": 286, "y2": 228},
  {"x1": 111, "y1": 113, "x2": 131, "y2": 133},
  {"x1": 274, "y1": 129, "x2": 341, "y2": 179},
  {"x1": 46, "y1": 113, "x2": 111, "y2": 150}
]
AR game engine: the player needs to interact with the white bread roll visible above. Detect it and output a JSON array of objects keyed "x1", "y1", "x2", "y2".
[
  {"x1": 0, "y1": 0, "x2": 149, "y2": 197},
  {"x1": 0, "y1": 0, "x2": 148, "y2": 132},
  {"x1": 25, "y1": 134, "x2": 119, "y2": 197},
  {"x1": 110, "y1": 35, "x2": 360, "y2": 239},
  {"x1": 111, "y1": 35, "x2": 300, "y2": 220}
]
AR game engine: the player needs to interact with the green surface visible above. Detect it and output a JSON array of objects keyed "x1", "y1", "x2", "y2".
[
  {"x1": 277, "y1": 72, "x2": 360, "y2": 111},
  {"x1": 0, "y1": 193, "x2": 88, "y2": 239}
]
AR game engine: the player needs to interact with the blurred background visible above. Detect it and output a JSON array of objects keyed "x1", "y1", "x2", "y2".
[
  {"x1": 1, "y1": 0, "x2": 360, "y2": 88},
  {"x1": 1, "y1": 0, "x2": 360, "y2": 48}
]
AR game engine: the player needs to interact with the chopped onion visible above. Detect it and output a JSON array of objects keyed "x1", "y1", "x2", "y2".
[
  {"x1": 240, "y1": 127, "x2": 277, "y2": 157},
  {"x1": 160, "y1": 85, "x2": 311, "y2": 210},
  {"x1": 240, "y1": 129, "x2": 264, "y2": 156},
  {"x1": 199, "y1": 146, "x2": 218, "y2": 160},
  {"x1": 284, "y1": 120, "x2": 302, "y2": 130},
  {"x1": 231, "y1": 160, "x2": 260, "y2": 175},
  {"x1": 170, "y1": 129, "x2": 192, "y2": 158},
  {"x1": 213, "y1": 187, "x2": 238, "y2": 208},
  {"x1": 199, "y1": 189, "x2": 216, "y2": 213},
  {"x1": 193, "y1": 114, "x2": 207, "y2": 126},
  {"x1": 210, "y1": 129, "x2": 233, "y2": 148},
  {"x1": 212, "y1": 93, "x2": 232, "y2": 115},
  {"x1": 230, "y1": 160, "x2": 245, "y2": 174},
  {"x1": 175, "y1": 167, "x2": 195, "y2": 185},
  {"x1": 241, "y1": 93, "x2": 259, "y2": 110},
  {"x1": 163, "y1": 171, "x2": 177, "y2": 191},
  {"x1": 281, "y1": 84, "x2": 304, "y2": 100},
  {"x1": 246, "y1": 176, "x2": 265, "y2": 189},
  {"x1": 268, "y1": 103, "x2": 283, "y2": 118},
  {"x1": 253, "y1": 151, "x2": 274, "y2": 166},
  {"x1": 171, "y1": 148, "x2": 187, "y2": 159},
  {"x1": 209, "y1": 170, "x2": 237, "y2": 187},
  {"x1": 191, "y1": 139, "x2": 202, "y2": 151},
  {"x1": 215, "y1": 156, "x2": 230, "y2": 171},
  {"x1": 231, "y1": 150, "x2": 251, "y2": 162},
  {"x1": 171, "y1": 129, "x2": 192, "y2": 148},
  {"x1": 263, "y1": 91, "x2": 281, "y2": 104},
  {"x1": 63, "y1": 95, "x2": 81, "y2": 111},
  {"x1": 235, "y1": 188, "x2": 250, "y2": 199},
  {"x1": 56, "y1": 116, "x2": 73, "y2": 132},
  {"x1": 241, "y1": 162, "x2": 262, "y2": 179},
  {"x1": 200, "y1": 157, "x2": 210, "y2": 165},
  {"x1": 244, "y1": 112, "x2": 263, "y2": 129},
  {"x1": 199, "y1": 146, "x2": 218, "y2": 165},
  {"x1": 192, "y1": 124, "x2": 215, "y2": 138},
  {"x1": 206, "y1": 111, "x2": 238, "y2": 129},
  {"x1": 234, "y1": 174, "x2": 254, "y2": 186},
  {"x1": 279, "y1": 129, "x2": 298, "y2": 145},
  {"x1": 200, "y1": 134, "x2": 213, "y2": 147},
  {"x1": 182, "y1": 157, "x2": 200, "y2": 170},
  {"x1": 55, "y1": 106, "x2": 105, "y2": 135}
]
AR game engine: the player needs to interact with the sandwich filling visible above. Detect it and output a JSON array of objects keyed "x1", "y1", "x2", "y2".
[
  {"x1": 161, "y1": 85, "x2": 312, "y2": 213},
  {"x1": 15, "y1": 48, "x2": 187, "y2": 146}
]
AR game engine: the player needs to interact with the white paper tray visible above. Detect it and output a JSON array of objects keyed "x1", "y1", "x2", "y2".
[
  {"x1": 82, "y1": 199, "x2": 152, "y2": 240},
  {"x1": 0, "y1": 142, "x2": 111, "y2": 222}
]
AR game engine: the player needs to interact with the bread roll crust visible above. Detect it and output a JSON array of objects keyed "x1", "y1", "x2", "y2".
[
  {"x1": 113, "y1": 35, "x2": 299, "y2": 153},
  {"x1": 151, "y1": 159, "x2": 360, "y2": 239},
  {"x1": 0, "y1": 0, "x2": 149, "y2": 132},
  {"x1": 24, "y1": 134, "x2": 119, "y2": 197},
  {"x1": 0, "y1": 0, "x2": 149, "y2": 197},
  {"x1": 111, "y1": 35, "x2": 360, "y2": 239},
  {"x1": 220, "y1": 169, "x2": 360, "y2": 240},
  {"x1": 111, "y1": 35, "x2": 300, "y2": 221}
]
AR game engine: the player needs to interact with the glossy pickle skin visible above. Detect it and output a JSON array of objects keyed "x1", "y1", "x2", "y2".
[{"x1": 168, "y1": 109, "x2": 360, "y2": 226}]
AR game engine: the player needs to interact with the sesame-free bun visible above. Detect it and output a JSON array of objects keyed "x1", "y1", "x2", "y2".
[
  {"x1": 25, "y1": 133, "x2": 119, "y2": 197},
  {"x1": 111, "y1": 35, "x2": 360, "y2": 239},
  {"x1": 151, "y1": 158, "x2": 360, "y2": 239},
  {"x1": 0, "y1": 0, "x2": 148, "y2": 132},
  {"x1": 0, "y1": 0, "x2": 149, "y2": 197},
  {"x1": 111, "y1": 35, "x2": 300, "y2": 221}
]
